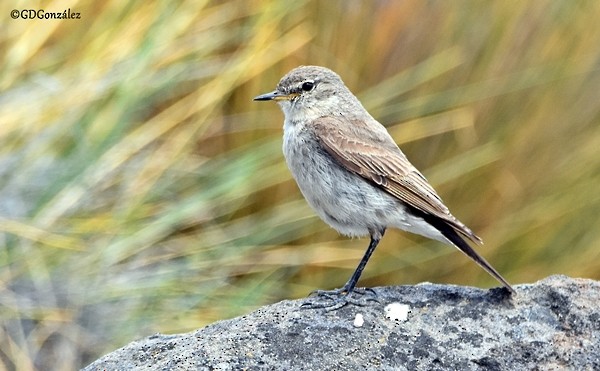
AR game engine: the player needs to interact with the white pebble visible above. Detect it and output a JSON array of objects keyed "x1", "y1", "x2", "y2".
[
  {"x1": 353, "y1": 313, "x2": 364, "y2": 327},
  {"x1": 385, "y1": 302, "x2": 410, "y2": 322}
]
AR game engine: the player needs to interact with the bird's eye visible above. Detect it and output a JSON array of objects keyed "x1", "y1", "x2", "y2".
[{"x1": 301, "y1": 81, "x2": 315, "y2": 91}]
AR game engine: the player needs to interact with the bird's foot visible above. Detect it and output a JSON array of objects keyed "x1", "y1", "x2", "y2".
[{"x1": 301, "y1": 287, "x2": 379, "y2": 311}]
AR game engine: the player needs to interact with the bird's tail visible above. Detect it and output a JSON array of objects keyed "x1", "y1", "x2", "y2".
[{"x1": 419, "y1": 212, "x2": 515, "y2": 294}]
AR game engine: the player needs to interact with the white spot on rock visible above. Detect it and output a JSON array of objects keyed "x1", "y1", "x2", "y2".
[
  {"x1": 353, "y1": 313, "x2": 364, "y2": 327},
  {"x1": 385, "y1": 302, "x2": 410, "y2": 322}
]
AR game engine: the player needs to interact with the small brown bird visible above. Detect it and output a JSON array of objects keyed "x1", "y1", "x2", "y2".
[{"x1": 254, "y1": 66, "x2": 514, "y2": 309}]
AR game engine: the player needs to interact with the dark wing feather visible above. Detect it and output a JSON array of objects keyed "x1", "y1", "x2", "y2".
[{"x1": 312, "y1": 116, "x2": 482, "y2": 244}]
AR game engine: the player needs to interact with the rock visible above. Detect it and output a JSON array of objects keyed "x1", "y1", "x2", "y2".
[{"x1": 83, "y1": 275, "x2": 599, "y2": 370}]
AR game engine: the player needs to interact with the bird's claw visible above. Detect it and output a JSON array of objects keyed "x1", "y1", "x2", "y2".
[{"x1": 301, "y1": 287, "x2": 379, "y2": 311}]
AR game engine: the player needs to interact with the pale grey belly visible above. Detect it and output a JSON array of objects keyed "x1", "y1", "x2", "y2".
[{"x1": 283, "y1": 136, "x2": 403, "y2": 237}]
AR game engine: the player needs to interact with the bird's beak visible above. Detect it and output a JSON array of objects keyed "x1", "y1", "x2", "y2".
[{"x1": 253, "y1": 90, "x2": 298, "y2": 102}]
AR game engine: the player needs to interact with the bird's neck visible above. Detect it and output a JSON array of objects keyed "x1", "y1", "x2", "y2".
[{"x1": 281, "y1": 96, "x2": 368, "y2": 129}]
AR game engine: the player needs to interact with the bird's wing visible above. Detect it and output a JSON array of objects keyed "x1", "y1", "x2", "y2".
[{"x1": 312, "y1": 116, "x2": 482, "y2": 244}]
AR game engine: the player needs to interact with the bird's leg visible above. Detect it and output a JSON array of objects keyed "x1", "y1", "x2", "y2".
[{"x1": 302, "y1": 228, "x2": 385, "y2": 311}]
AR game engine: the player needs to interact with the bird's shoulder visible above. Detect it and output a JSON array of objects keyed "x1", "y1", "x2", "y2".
[
  {"x1": 310, "y1": 115, "x2": 416, "y2": 180},
  {"x1": 311, "y1": 115, "x2": 399, "y2": 152}
]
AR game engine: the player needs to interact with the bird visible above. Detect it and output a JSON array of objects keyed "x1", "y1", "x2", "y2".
[{"x1": 253, "y1": 65, "x2": 514, "y2": 309}]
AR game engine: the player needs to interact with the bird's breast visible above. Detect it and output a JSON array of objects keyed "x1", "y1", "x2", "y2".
[{"x1": 282, "y1": 123, "x2": 402, "y2": 237}]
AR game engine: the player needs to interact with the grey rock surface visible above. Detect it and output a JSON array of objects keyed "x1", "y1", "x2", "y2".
[{"x1": 83, "y1": 275, "x2": 599, "y2": 370}]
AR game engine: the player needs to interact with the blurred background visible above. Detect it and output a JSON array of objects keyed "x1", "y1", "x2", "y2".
[{"x1": 1, "y1": 0, "x2": 599, "y2": 369}]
